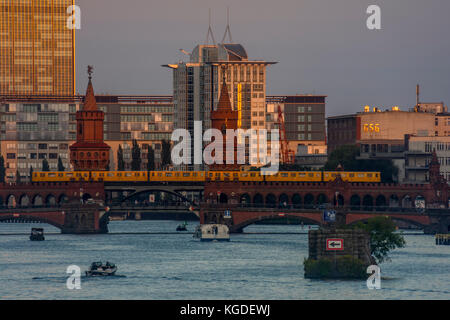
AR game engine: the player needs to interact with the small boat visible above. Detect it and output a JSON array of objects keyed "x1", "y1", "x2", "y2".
[
  {"x1": 30, "y1": 228, "x2": 45, "y2": 241},
  {"x1": 436, "y1": 234, "x2": 450, "y2": 245},
  {"x1": 176, "y1": 221, "x2": 188, "y2": 231},
  {"x1": 85, "y1": 261, "x2": 117, "y2": 276},
  {"x1": 193, "y1": 224, "x2": 230, "y2": 242}
]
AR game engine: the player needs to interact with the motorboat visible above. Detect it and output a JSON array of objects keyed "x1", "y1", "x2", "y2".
[
  {"x1": 193, "y1": 224, "x2": 230, "y2": 241},
  {"x1": 85, "y1": 261, "x2": 117, "y2": 276},
  {"x1": 176, "y1": 221, "x2": 188, "y2": 231},
  {"x1": 30, "y1": 228, "x2": 45, "y2": 241}
]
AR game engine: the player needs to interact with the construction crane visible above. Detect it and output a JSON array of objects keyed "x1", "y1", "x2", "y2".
[{"x1": 277, "y1": 105, "x2": 295, "y2": 164}]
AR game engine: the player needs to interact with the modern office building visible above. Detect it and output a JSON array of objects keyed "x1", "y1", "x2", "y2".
[
  {"x1": 164, "y1": 39, "x2": 276, "y2": 169},
  {"x1": 266, "y1": 95, "x2": 327, "y2": 155},
  {"x1": 0, "y1": 0, "x2": 75, "y2": 96}
]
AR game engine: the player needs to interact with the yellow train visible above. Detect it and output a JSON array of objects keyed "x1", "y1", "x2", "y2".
[{"x1": 32, "y1": 170, "x2": 381, "y2": 183}]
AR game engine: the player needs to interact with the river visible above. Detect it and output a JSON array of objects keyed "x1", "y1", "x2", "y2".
[{"x1": 0, "y1": 220, "x2": 449, "y2": 300}]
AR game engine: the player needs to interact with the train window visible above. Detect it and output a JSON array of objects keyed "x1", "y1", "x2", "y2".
[
  {"x1": 125, "y1": 173, "x2": 132, "y2": 177},
  {"x1": 291, "y1": 173, "x2": 296, "y2": 177},
  {"x1": 134, "y1": 173, "x2": 140, "y2": 177},
  {"x1": 99, "y1": 173, "x2": 104, "y2": 177},
  {"x1": 241, "y1": 173, "x2": 248, "y2": 177},
  {"x1": 193, "y1": 173, "x2": 197, "y2": 177},
  {"x1": 107, "y1": 172, "x2": 114, "y2": 177},
  {"x1": 215, "y1": 173, "x2": 220, "y2": 177},
  {"x1": 308, "y1": 173, "x2": 313, "y2": 177},
  {"x1": 158, "y1": 173, "x2": 162, "y2": 177},
  {"x1": 66, "y1": 173, "x2": 73, "y2": 177},
  {"x1": 233, "y1": 173, "x2": 238, "y2": 177},
  {"x1": 117, "y1": 173, "x2": 122, "y2": 177},
  {"x1": 58, "y1": 173, "x2": 63, "y2": 177},
  {"x1": 49, "y1": 173, "x2": 56, "y2": 177},
  {"x1": 358, "y1": 173, "x2": 364, "y2": 177},
  {"x1": 367, "y1": 173, "x2": 372, "y2": 177},
  {"x1": 183, "y1": 173, "x2": 191, "y2": 177},
  {"x1": 299, "y1": 173, "x2": 306, "y2": 177},
  {"x1": 250, "y1": 173, "x2": 256, "y2": 177},
  {"x1": 281, "y1": 173, "x2": 288, "y2": 177},
  {"x1": 166, "y1": 173, "x2": 172, "y2": 177},
  {"x1": 175, "y1": 173, "x2": 180, "y2": 177},
  {"x1": 350, "y1": 173, "x2": 354, "y2": 177},
  {"x1": 224, "y1": 173, "x2": 230, "y2": 177}
]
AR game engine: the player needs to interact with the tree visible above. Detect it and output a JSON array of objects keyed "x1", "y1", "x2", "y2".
[
  {"x1": 117, "y1": 145, "x2": 125, "y2": 171},
  {"x1": 161, "y1": 140, "x2": 172, "y2": 169},
  {"x1": 147, "y1": 146, "x2": 155, "y2": 171},
  {"x1": 16, "y1": 170, "x2": 21, "y2": 183},
  {"x1": 42, "y1": 159, "x2": 50, "y2": 172},
  {"x1": 355, "y1": 216, "x2": 406, "y2": 264},
  {"x1": 324, "y1": 145, "x2": 398, "y2": 182},
  {"x1": 131, "y1": 139, "x2": 142, "y2": 170},
  {"x1": 0, "y1": 156, "x2": 5, "y2": 183},
  {"x1": 57, "y1": 157, "x2": 65, "y2": 171}
]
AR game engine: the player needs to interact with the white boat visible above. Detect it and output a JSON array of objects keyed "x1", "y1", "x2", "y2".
[
  {"x1": 85, "y1": 261, "x2": 117, "y2": 276},
  {"x1": 193, "y1": 224, "x2": 230, "y2": 242}
]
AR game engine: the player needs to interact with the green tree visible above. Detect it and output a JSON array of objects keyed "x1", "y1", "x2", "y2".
[
  {"x1": 0, "y1": 156, "x2": 6, "y2": 183},
  {"x1": 324, "y1": 145, "x2": 398, "y2": 182},
  {"x1": 42, "y1": 159, "x2": 50, "y2": 172},
  {"x1": 161, "y1": 140, "x2": 172, "y2": 169},
  {"x1": 16, "y1": 170, "x2": 21, "y2": 183},
  {"x1": 355, "y1": 216, "x2": 406, "y2": 264},
  {"x1": 147, "y1": 146, "x2": 155, "y2": 171},
  {"x1": 57, "y1": 157, "x2": 65, "y2": 171},
  {"x1": 131, "y1": 139, "x2": 142, "y2": 170},
  {"x1": 117, "y1": 145, "x2": 125, "y2": 171}
]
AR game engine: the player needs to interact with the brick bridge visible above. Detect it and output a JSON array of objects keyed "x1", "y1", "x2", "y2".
[
  {"x1": 0, "y1": 182, "x2": 108, "y2": 233},
  {"x1": 201, "y1": 175, "x2": 450, "y2": 234}
]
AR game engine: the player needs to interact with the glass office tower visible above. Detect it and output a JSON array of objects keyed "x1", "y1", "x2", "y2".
[{"x1": 0, "y1": 0, "x2": 75, "y2": 96}]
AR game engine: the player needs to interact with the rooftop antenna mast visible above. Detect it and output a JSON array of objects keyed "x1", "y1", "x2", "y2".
[
  {"x1": 206, "y1": 9, "x2": 216, "y2": 45},
  {"x1": 221, "y1": 7, "x2": 233, "y2": 43}
]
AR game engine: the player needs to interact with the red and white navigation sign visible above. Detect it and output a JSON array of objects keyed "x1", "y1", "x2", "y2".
[{"x1": 326, "y1": 238, "x2": 344, "y2": 251}]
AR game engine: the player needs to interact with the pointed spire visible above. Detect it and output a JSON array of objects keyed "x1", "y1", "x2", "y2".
[
  {"x1": 221, "y1": 7, "x2": 233, "y2": 43},
  {"x1": 83, "y1": 65, "x2": 98, "y2": 111},
  {"x1": 217, "y1": 67, "x2": 232, "y2": 112},
  {"x1": 205, "y1": 9, "x2": 216, "y2": 45}
]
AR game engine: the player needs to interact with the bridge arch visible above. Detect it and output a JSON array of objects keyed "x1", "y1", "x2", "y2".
[
  {"x1": 253, "y1": 193, "x2": 264, "y2": 207},
  {"x1": 375, "y1": 195, "x2": 387, "y2": 211},
  {"x1": 219, "y1": 193, "x2": 228, "y2": 204},
  {"x1": 389, "y1": 195, "x2": 400, "y2": 208},
  {"x1": 59, "y1": 194, "x2": 69, "y2": 205},
  {"x1": 362, "y1": 195, "x2": 374, "y2": 210},
  {"x1": 0, "y1": 214, "x2": 64, "y2": 230},
  {"x1": 402, "y1": 195, "x2": 412, "y2": 208},
  {"x1": 304, "y1": 194, "x2": 314, "y2": 208},
  {"x1": 232, "y1": 213, "x2": 322, "y2": 232},
  {"x1": 317, "y1": 193, "x2": 328, "y2": 205},
  {"x1": 348, "y1": 215, "x2": 427, "y2": 230},
  {"x1": 240, "y1": 193, "x2": 251, "y2": 205},
  {"x1": 117, "y1": 188, "x2": 195, "y2": 207},
  {"x1": 279, "y1": 193, "x2": 289, "y2": 207}
]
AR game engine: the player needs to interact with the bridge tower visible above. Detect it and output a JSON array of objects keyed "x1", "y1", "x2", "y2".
[
  {"x1": 70, "y1": 66, "x2": 111, "y2": 171},
  {"x1": 209, "y1": 66, "x2": 239, "y2": 171}
]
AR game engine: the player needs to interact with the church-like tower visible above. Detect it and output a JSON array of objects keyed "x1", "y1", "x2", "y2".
[
  {"x1": 70, "y1": 67, "x2": 110, "y2": 171},
  {"x1": 210, "y1": 70, "x2": 239, "y2": 171}
]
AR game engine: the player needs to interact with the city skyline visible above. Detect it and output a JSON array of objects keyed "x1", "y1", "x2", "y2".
[{"x1": 75, "y1": 0, "x2": 450, "y2": 116}]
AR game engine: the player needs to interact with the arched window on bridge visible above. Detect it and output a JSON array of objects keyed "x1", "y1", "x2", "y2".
[
  {"x1": 240, "y1": 194, "x2": 251, "y2": 205},
  {"x1": 59, "y1": 194, "x2": 69, "y2": 205},
  {"x1": 265, "y1": 194, "x2": 276, "y2": 208},
  {"x1": 414, "y1": 195, "x2": 425, "y2": 210},
  {"x1": 253, "y1": 194, "x2": 264, "y2": 207},
  {"x1": 389, "y1": 195, "x2": 400, "y2": 209},
  {"x1": 362, "y1": 195, "x2": 373, "y2": 211},
  {"x1": 375, "y1": 195, "x2": 387, "y2": 211},
  {"x1": 402, "y1": 195, "x2": 412, "y2": 208},
  {"x1": 33, "y1": 195, "x2": 43, "y2": 207},
  {"x1": 279, "y1": 194, "x2": 289, "y2": 208},
  {"x1": 46, "y1": 195, "x2": 57, "y2": 207},
  {"x1": 316, "y1": 194, "x2": 328, "y2": 205},
  {"x1": 6, "y1": 195, "x2": 16, "y2": 208},
  {"x1": 292, "y1": 194, "x2": 302, "y2": 208},
  {"x1": 304, "y1": 194, "x2": 314, "y2": 209},
  {"x1": 350, "y1": 194, "x2": 361, "y2": 210},
  {"x1": 19, "y1": 195, "x2": 30, "y2": 207},
  {"x1": 219, "y1": 193, "x2": 228, "y2": 204}
]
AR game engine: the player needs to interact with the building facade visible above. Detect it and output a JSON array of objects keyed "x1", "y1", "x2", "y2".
[
  {"x1": 0, "y1": 94, "x2": 174, "y2": 181},
  {"x1": 0, "y1": 0, "x2": 75, "y2": 96},
  {"x1": 165, "y1": 42, "x2": 276, "y2": 169}
]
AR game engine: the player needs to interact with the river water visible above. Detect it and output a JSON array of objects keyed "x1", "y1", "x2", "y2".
[{"x1": 0, "y1": 220, "x2": 449, "y2": 300}]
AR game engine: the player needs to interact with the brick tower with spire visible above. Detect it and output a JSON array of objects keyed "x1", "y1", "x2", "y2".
[
  {"x1": 210, "y1": 67, "x2": 239, "y2": 171},
  {"x1": 70, "y1": 66, "x2": 111, "y2": 171}
]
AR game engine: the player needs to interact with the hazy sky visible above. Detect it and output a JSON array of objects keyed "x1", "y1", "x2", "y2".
[{"x1": 75, "y1": 0, "x2": 450, "y2": 116}]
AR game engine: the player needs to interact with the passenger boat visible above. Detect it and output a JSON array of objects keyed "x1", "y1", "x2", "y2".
[
  {"x1": 176, "y1": 221, "x2": 188, "y2": 231},
  {"x1": 85, "y1": 261, "x2": 117, "y2": 276},
  {"x1": 436, "y1": 234, "x2": 450, "y2": 245},
  {"x1": 29, "y1": 228, "x2": 45, "y2": 241},
  {"x1": 193, "y1": 224, "x2": 230, "y2": 241}
]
